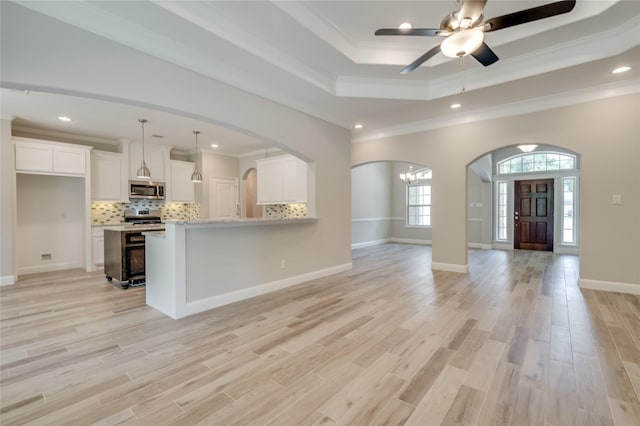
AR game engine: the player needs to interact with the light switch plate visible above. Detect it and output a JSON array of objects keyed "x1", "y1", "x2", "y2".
[{"x1": 612, "y1": 194, "x2": 622, "y2": 205}]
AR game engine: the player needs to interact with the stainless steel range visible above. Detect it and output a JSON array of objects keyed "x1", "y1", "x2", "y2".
[{"x1": 104, "y1": 209, "x2": 164, "y2": 289}]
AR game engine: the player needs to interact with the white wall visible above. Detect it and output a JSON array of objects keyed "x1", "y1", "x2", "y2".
[
  {"x1": 1, "y1": 3, "x2": 352, "y2": 283},
  {"x1": 16, "y1": 174, "x2": 85, "y2": 274},
  {"x1": 353, "y1": 94, "x2": 640, "y2": 287}
]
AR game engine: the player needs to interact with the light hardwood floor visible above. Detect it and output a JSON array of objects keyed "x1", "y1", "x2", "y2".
[{"x1": 2, "y1": 244, "x2": 640, "y2": 425}]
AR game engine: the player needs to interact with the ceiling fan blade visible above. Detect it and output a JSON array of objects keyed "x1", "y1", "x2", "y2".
[
  {"x1": 459, "y1": 0, "x2": 488, "y2": 25},
  {"x1": 484, "y1": 0, "x2": 576, "y2": 32},
  {"x1": 375, "y1": 28, "x2": 441, "y2": 37},
  {"x1": 401, "y1": 45, "x2": 442, "y2": 74},
  {"x1": 471, "y1": 42, "x2": 499, "y2": 66}
]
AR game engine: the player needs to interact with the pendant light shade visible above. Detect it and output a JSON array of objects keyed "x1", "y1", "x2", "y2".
[
  {"x1": 191, "y1": 130, "x2": 203, "y2": 183},
  {"x1": 136, "y1": 119, "x2": 151, "y2": 178}
]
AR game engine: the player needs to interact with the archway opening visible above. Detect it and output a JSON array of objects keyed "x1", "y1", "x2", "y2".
[{"x1": 467, "y1": 144, "x2": 580, "y2": 254}]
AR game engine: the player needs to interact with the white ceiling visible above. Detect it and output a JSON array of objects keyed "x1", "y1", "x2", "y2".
[{"x1": 2, "y1": 0, "x2": 639, "y2": 154}]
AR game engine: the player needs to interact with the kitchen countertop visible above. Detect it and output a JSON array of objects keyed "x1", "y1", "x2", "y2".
[
  {"x1": 165, "y1": 217, "x2": 317, "y2": 228},
  {"x1": 102, "y1": 224, "x2": 167, "y2": 232}
]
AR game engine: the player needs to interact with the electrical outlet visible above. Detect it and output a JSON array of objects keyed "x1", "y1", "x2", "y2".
[
  {"x1": 41, "y1": 253, "x2": 52, "y2": 261},
  {"x1": 280, "y1": 259, "x2": 286, "y2": 269}
]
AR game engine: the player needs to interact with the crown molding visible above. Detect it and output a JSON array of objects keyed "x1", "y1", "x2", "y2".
[
  {"x1": 338, "y1": 15, "x2": 640, "y2": 100},
  {"x1": 152, "y1": 1, "x2": 336, "y2": 94},
  {"x1": 277, "y1": 0, "x2": 619, "y2": 65},
  {"x1": 352, "y1": 78, "x2": 640, "y2": 143},
  {"x1": 11, "y1": 124, "x2": 120, "y2": 146}
]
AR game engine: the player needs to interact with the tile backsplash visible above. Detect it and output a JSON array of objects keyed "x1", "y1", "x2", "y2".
[
  {"x1": 265, "y1": 203, "x2": 307, "y2": 219},
  {"x1": 91, "y1": 200, "x2": 200, "y2": 225}
]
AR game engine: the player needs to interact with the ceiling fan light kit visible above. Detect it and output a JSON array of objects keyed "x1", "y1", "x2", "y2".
[
  {"x1": 440, "y1": 28, "x2": 484, "y2": 58},
  {"x1": 375, "y1": 0, "x2": 577, "y2": 73}
]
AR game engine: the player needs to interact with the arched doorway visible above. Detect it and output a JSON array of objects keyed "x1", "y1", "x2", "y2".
[
  {"x1": 351, "y1": 161, "x2": 432, "y2": 249},
  {"x1": 467, "y1": 144, "x2": 580, "y2": 254},
  {"x1": 243, "y1": 167, "x2": 261, "y2": 218}
]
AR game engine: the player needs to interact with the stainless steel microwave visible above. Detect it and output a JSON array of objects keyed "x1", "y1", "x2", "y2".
[{"x1": 129, "y1": 179, "x2": 165, "y2": 200}]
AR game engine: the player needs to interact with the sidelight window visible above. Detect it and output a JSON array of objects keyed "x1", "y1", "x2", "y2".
[
  {"x1": 496, "y1": 181, "x2": 508, "y2": 241},
  {"x1": 562, "y1": 177, "x2": 577, "y2": 245}
]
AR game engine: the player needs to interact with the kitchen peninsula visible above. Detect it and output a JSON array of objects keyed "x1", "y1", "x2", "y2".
[{"x1": 145, "y1": 217, "x2": 350, "y2": 319}]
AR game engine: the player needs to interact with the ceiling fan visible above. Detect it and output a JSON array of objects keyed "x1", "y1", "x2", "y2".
[{"x1": 375, "y1": 0, "x2": 576, "y2": 74}]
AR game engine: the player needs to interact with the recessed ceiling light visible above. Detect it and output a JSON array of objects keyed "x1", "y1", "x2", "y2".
[
  {"x1": 210, "y1": 143, "x2": 219, "y2": 148},
  {"x1": 611, "y1": 66, "x2": 631, "y2": 74},
  {"x1": 399, "y1": 22, "x2": 412, "y2": 30},
  {"x1": 58, "y1": 116, "x2": 72, "y2": 122},
  {"x1": 353, "y1": 123, "x2": 364, "y2": 129},
  {"x1": 450, "y1": 103, "x2": 462, "y2": 109}
]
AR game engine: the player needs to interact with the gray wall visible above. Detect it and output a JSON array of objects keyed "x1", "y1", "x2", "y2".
[
  {"x1": 351, "y1": 162, "x2": 391, "y2": 245},
  {"x1": 1, "y1": 3, "x2": 352, "y2": 283},
  {"x1": 351, "y1": 161, "x2": 434, "y2": 247}
]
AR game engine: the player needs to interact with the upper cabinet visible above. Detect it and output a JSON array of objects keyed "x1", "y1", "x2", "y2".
[
  {"x1": 91, "y1": 151, "x2": 127, "y2": 202},
  {"x1": 129, "y1": 142, "x2": 170, "y2": 181},
  {"x1": 14, "y1": 138, "x2": 91, "y2": 176},
  {"x1": 256, "y1": 155, "x2": 307, "y2": 205},
  {"x1": 169, "y1": 160, "x2": 195, "y2": 203}
]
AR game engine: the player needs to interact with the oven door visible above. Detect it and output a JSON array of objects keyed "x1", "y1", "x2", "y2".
[{"x1": 125, "y1": 245, "x2": 145, "y2": 280}]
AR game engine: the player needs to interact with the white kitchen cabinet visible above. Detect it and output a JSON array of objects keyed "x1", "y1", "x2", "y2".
[
  {"x1": 169, "y1": 160, "x2": 195, "y2": 202},
  {"x1": 14, "y1": 138, "x2": 90, "y2": 176},
  {"x1": 91, "y1": 151, "x2": 126, "y2": 201},
  {"x1": 256, "y1": 155, "x2": 307, "y2": 204},
  {"x1": 129, "y1": 142, "x2": 170, "y2": 181},
  {"x1": 91, "y1": 227, "x2": 105, "y2": 269}
]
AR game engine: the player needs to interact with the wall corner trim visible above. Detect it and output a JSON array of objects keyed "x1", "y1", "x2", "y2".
[
  {"x1": 185, "y1": 262, "x2": 353, "y2": 317},
  {"x1": 0, "y1": 276, "x2": 16, "y2": 286},
  {"x1": 432, "y1": 262, "x2": 469, "y2": 273},
  {"x1": 579, "y1": 278, "x2": 640, "y2": 295}
]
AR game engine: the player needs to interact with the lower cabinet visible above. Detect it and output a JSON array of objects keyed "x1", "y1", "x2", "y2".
[{"x1": 91, "y1": 227, "x2": 105, "y2": 269}]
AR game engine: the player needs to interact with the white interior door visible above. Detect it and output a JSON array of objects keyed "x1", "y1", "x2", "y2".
[{"x1": 209, "y1": 177, "x2": 239, "y2": 220}]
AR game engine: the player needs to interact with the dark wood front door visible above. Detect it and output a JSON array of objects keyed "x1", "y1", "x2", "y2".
[{"x1": 514, "y1": 179, "x2": 554, "y2": 251}]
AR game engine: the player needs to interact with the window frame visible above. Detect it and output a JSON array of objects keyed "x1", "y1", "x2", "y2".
[
  {"x1": 497, "y1": 151, "x2": 576, "y2": 175},
  {"x1": 405, "y1": 176, "x2": 432, "y2": 228}
]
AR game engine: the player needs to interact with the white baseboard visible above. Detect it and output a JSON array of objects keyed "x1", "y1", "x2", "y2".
[
  {"x1": 554, "y1": 246, "x2": 579, "y2": 255},
  {"x1": 0, "y1": 275, "x2": 16, "y2": 286},
  {"x1": 492, "y1": 242, "x2": 514, "y2": 251},
  {"x1": 432, "y1": 262, "x2": 469, "y2": 273},
  {"x1": 468, "y1": 243, "x2": 492, "y2": 250},
  {"x1": 186, "y1": 262, "x2": 353, "y2": 316},
  {"x1": 579, "y1": 278, "x2": 640, "y2": 295},
  {"x1": 17, "y1": 261, "x2": 83, "y2": 276},
  {"x1": 389, "y1": 238, "x2": 432, "y2": 245},
  {"x1": 352, "y1": 239, "x2": 390, "y2": 250}
]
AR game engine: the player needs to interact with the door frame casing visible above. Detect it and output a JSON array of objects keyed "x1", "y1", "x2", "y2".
[{"x1": 492, "y1": 171, "x2": 579, "y2": 254}]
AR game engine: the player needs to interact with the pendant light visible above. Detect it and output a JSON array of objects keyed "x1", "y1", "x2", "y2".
[
  {"x1": 136, "y1": 118, "x2": 151, "y2": 178},
  {"x1": 191, "y1": 130, "x2": 203, "y2": 183}
]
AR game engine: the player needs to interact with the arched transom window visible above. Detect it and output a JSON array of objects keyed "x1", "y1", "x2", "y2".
[{"x1": 498, "y1": 152, "x2": 576, "y2": 175}]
